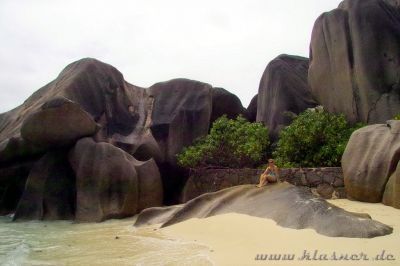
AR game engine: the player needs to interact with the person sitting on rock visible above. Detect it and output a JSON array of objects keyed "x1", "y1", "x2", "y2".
[{"x1": 256, "y1": 159, "x2": 279, "y2": 187}]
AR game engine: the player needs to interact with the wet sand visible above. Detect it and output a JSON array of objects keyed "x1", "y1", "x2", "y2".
[{"x1": 161, "y1": 199, "x2": 400, "y2": 266}]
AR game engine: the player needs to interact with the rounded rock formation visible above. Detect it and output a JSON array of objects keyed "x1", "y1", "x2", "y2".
[
  {"x1": 308, "y1": 0, "x2": 400, "y2": 124},
  {"x1": 135, "y1": 183, "x2": 393, "y2": 238},
  {"x1": 149, "y1": 79, "x2": 213, "y2": 204},
  {"x1": 246, "y1": 94, "x2": 258, "y2": 122},
  {"x1": 21, "y1": 97, "x2": 98, "y2": 148},
  {"x1": 342, "y1": 120, "x2": 400, "y2": 203},
  {"x1": 210, "y1": 87, "x2": 247, "y2": 123},
  {"x1": 256, "y1": 54, "x2": 317, "y2": 140},
  {"x1": 0, "y1": 58, "x2": 155, "y2": 163},
  {"x1": 69, "y1": 138, "x2": 163, "y2": 222},
  {"x1": 383, "y1": 162, "x2": 400, "y2": 208},
  {"x1": 0, "y1": 57, "x2": 248, "y2": 220}
]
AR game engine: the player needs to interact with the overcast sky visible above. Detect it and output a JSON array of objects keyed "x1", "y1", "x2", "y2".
[{"x1": 0, "y1": 0, "x2": 342, "y2": 113}]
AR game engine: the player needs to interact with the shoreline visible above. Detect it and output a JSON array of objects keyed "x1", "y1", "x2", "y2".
[{"x1": 160, "y1": 199, "x2": 400, "y2": 265}]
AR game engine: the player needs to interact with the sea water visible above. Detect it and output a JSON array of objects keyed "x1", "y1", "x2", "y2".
[{"x1": 0, "y1": 215, "x2": 213, "y2": 266}]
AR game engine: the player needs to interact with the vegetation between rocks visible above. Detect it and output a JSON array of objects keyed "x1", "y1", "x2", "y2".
[
  {"x1": 273, "y1": 108, "x2": 364, "y2": 168},
  {"x1": 178, "y1": 108, "x2": 364, "y2": 169},
  {"x1": 177, "y1": 115, "x2": 269, "y2": 168}
]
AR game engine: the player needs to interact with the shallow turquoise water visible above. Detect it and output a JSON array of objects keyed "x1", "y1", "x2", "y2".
[{"x1": 0, "y1": 215, "x2": 213, "y2": 266}]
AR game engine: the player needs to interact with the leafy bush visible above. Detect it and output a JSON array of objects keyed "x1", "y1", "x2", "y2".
[
  {"x1": 177, "y1": 115, "x2": 269, "y2": 168},
  {"x1": 273, "y1": 108, "x2": 364, "y2": 167},
  {"x1": 394, "y1": 114, "x2": 400, "y2": 120}
]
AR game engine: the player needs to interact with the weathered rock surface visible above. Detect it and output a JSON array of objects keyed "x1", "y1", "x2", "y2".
[
  {"x1": 0, "y1": 57, "x2": 283, "y2": 220},
  {"x1": 69, "y1": 138, "x2": 163, "y2": 222},
  {"x1": 342, "y1": 120, "x2": 400, "y2": 203},
  {"x1": 135, "y1": 156, "x2": 164, "y2": 212},
  {"x1": 13, "y1": 151, "x2": 75, "y2": 221},
  {"x1": 0, "y1": 58, "x2": 165, "y2": 217},
  {"x1": 135, "y1": 183, "x2": 392, "y2": 238},
  {"x1": 0, "y1": 58, "x2": 130, "y2": 139},
  {"x1": 309, "y1": 0, "x2": 400, "y2": 124},
  {"x1": 133, "y1": 205, "x2": 182, "y2": 227},
  {"x1": 257, "y1": 54, "x2": 317, "y2": 140},
  {"x1": 148, "y1": 79, "x2": 212, "y2": 204},
  {"x1": 21, "y1": 97, "x2": 98, "y2": 148},
  {"x1": 246, "y1": 94, "x2": 258, "y2": 122},
  {"x1": 0, "y1": 58, "x2": 153, "y2": 163},
  {"x1": 149, "y1": 79, "x2": 212, "y2": 164},
  {"x1": 210, "y1": 87, "x2": 247, "y2": 123},
  {"x1": 383, "y1": 161, "x2": 400, "y2": 208}
]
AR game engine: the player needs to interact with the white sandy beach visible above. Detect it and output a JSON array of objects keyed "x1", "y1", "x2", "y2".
[{"x1": 161, "y1": 199, "x2": 400, "y2": 266}]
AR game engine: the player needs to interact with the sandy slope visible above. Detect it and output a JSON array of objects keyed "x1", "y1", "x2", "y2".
[{"x1": 161, "y1": 199, "x2": 400, "y2": 266}]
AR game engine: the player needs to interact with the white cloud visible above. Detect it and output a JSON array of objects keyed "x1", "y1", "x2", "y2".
[{"x1": 0, "y1": 0, "x2": 342, "y2": 113}]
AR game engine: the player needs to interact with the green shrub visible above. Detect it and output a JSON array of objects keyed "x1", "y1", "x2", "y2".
[
  {"x1": 177, "y1": 115, "x2": 269, "y2": 168},
  {"x1": 394, "y1": 114, "x2": 400, "y2": 120},
  {"x1": 273, "y1": 108, "x2": 364, "y2": 167}
]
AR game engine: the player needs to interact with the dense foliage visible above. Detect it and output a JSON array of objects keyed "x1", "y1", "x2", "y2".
[
  {"x1": 273, "y1": 108, "x2": 364, "y2": 167},
  {"x1": 177, "y1": 115, "x2": 269, "y2": 168}
]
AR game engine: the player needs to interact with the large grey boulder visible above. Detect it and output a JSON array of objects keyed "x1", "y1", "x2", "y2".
[
  {"x1": 0, "y1": 58, "x2": 163, "y2": 216},
  {"x1": 0, "y1": 58, "x2": 248, "y2": 218},
  {"x1": 383, "y1": 161, "x2": 400, "y2": 208},
  {"x1": 257, "y1": 54, "x2": 317, "y2": 140},
  {"x1": 210, "y1": 87, "x2": 247, "y2": 123},
  {"x1": 246, "y1": 94, "x2": 258, "y2": 122},
  {"x1": 0, "y1": 58, "x2": 156, "y2": 163},
  {"x1": 135, "y1": 183, "x2": 392, "y2": 238},
  {"x1": 20, "y1": 97, "x2": 98, "y2": 148},
  {"x1": 309, "y1": 0, "x2": 400, "y2": 124},
  {"x1": 342, "y1": 120, "x2": 400, "y2": 203},
  {"x1": 69, "y1": 138, "x2": 163, "y2": 222},
  {"x1": 149, "y1": 79, "x2": 212, "y2": 165},
  {"x1": 148, "y1": 79, "x2": 213, "y2": 204}
]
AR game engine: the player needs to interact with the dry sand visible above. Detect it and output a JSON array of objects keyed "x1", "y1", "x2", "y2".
[{"x1": 161, "y1": 199, "x2": 400, "y2": 266}]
